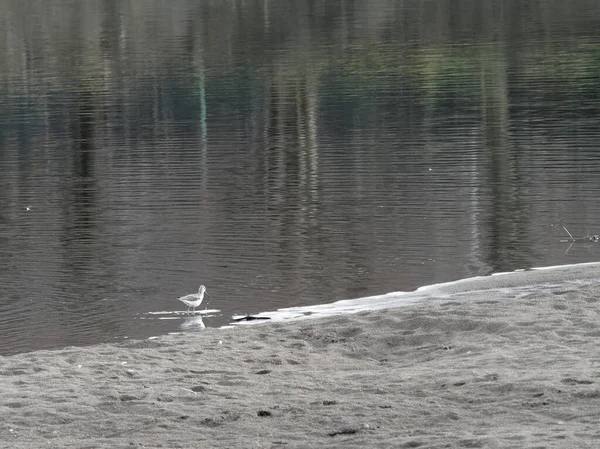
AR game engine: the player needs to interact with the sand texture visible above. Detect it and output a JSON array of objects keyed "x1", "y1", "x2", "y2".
[{"x1": 2, "y1": 284, "x2": 600, "y2": 448}]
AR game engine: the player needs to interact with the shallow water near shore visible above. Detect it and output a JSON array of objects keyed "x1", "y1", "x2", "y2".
[{"x1": 233, "y1": 261, "x2": 600, "y2": 323}]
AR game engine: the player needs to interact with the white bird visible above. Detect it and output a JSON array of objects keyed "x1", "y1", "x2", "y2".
[{"x1": 177, "y1": 285, "x2": 210, "y2": 314}]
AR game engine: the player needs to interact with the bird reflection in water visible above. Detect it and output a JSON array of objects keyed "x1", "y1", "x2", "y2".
[{"x1": 180, "y1": 314, "x2": 205, "y2": 331}]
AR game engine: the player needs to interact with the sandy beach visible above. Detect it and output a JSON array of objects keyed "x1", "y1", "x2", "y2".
[{"x1": 2, "y1": 281, "x2": 600, "y2": 448}]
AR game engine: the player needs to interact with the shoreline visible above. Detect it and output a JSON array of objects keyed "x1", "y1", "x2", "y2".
[{"x1": 2, "y1": 282, "x2": 600, "y2": 448}]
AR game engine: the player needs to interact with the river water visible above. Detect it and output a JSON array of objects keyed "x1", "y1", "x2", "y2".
[{"x1": 2, "y1": 0, "x2": 600, "y2": 355}]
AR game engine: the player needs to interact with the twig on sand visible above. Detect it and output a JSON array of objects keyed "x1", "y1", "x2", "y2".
[{"x1": 179, "y1": 387, "x2": 197, "y2": 395}]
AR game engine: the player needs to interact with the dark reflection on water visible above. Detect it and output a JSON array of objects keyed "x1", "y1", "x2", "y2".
[{"x1": 2, "y1": 0, "x2": 600, "y2": 354}]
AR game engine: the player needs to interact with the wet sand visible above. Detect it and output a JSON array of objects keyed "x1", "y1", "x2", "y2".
[{"x1": 2, "y1": 283, "x2": 600, "y2": 448}]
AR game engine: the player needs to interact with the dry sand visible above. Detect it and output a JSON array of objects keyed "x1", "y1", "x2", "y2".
[{"x1": 2, "y1": 284, "x2": 600, "y2": 448}]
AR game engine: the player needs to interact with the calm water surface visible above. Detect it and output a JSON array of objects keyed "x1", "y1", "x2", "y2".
[{"x1": 2, "y1": 0, "x2": 600, "y2": 355}]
